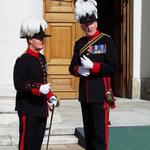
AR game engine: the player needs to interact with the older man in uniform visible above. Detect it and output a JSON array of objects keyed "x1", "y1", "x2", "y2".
[{"x1": 69, "y1": 0, "x2": 117, "y2": 150}]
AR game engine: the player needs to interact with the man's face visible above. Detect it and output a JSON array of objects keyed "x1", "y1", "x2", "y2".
[
  {"x1": 29, "y1": 38, "x2": 44, "y2": 51},
  {"x1": 81, "y1": 21, "x2": 98, "y2": 37}
]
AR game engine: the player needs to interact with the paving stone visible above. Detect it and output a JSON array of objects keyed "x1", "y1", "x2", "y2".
[
  {"x1": 0, "y1": 136, "x2": 12, "y2": 146},
  {"x1": 1, "y1": 97, "x2": 150, "y2": 149},
  {"x1": 0, "y1": 146, "x2": 18, "y2": 150},
  {"x1": 41, "y1": 144, "x2": 84, "y2": 150}
]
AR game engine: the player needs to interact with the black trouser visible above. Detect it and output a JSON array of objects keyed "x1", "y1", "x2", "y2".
[
  {"x1": 18, "y1": 112, "x2": 47, "y2": 150},
  {"x1": 81, "y1": 102, "x2": 109, "y2": 150}
]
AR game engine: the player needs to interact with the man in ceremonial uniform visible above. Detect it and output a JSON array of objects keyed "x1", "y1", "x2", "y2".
[
  {"x1": 13, "y1": 16, "x2": 57, "y2": 150},
  {"x1": 69, "y1": 0, "x2": 117, "y2": 150}
]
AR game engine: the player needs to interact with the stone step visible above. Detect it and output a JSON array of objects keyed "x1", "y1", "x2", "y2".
[
  {"x1": 0, "y1": 135, "x2": 78, "y2": 146},
  {"x1": 0, "y1": 99, "x2": 15, "y2": 113},
  {"x1": 0, "y1": 114, "x2": 79, "y2": 146},
  {"x1": 0, "y1": 97, "x2": 83, "y2": 146},
  {"x1": 0, "y1": 112, "x2": 61, "y2": 126},
  {"x1": 42, "y1": 135, "x2": 78, "y2": 145},
  {"x1": 0, "y1": 123, "x2": 78, "y2": 145},
  {"x1": 0, "y1": 136, "x2": 13, "y2": 146},
  {"x1": 0, "y1": 125, "x2": 76, "y2": 137},
  {"x1": 0, "y1": 125, "x2": 78, "y2": 146}
]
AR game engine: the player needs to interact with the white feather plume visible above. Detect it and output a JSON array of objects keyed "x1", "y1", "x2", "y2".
[
  {"x1": 75, "y1": 0, "x2": 98, "y2": 22},
  {"x1": 20, "y1": 16, "x2": 48, "y2": 38}
]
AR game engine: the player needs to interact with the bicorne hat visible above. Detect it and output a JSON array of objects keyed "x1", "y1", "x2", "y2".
[
  {"x1": 75, "y1": 0, "x2": 98, "y2": 24},
  {"x1": 20, "y1": 16, "x2": 50, "y2": 40}
]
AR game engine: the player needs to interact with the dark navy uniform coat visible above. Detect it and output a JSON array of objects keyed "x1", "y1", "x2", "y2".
[
  {"x1": 13, "y1": 49, "x2": 51, "y2": 118},
  {"x1": 69, "y1": 32, "x2": 117, "y2": 103}
]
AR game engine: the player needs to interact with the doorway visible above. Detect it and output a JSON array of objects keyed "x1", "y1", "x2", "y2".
[{"x1": 97, "y1": 0, "x2": 130, "y2": 97}]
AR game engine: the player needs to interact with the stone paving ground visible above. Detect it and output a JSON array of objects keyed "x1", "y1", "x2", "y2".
[
  {"x1": 41, "y1": 144, "x2": 84, "y2": 150},
  {"x1": 1, "y1": 98, "x2": 150, "y2": 150},
  {"x1": 0, "y1": 144, "x2": 84, "y2": 150}
]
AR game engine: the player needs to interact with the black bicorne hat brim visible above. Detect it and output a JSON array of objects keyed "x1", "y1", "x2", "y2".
[
  {"x1": 79, "y1": 13, "x2": 97, "y2": 24},
  {"x1": 20, "y1": 26, "x2": 51, "y2": 39},
  {"x1": 20, "y1": 34, "x2": 51, "y2": 39}
]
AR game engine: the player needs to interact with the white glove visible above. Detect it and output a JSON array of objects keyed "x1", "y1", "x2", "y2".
[
  {"x1": 80, "y1": 55, "x2": 93, "y2": 69},
  {"x1": 78, "y1": 66, "x2": 90, "y2": 77},
  {"x1": 39, "y1": 83, "x2": 51, "y2": 94},
  {"x1": 49, "y1": 96, "x2": 57, "y2": 107}
]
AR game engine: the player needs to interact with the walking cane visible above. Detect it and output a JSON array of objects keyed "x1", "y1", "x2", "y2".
[{"x1": 46, "y1": 105, "x2": 55, "y2": 150}]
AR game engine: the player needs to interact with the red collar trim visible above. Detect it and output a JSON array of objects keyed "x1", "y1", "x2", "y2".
[
  {"x1": 26, "y1": 49, "x2": 39, "y2": 57},
  {"x1": 87, "y1": 30, "x2": 100, "y2": 41}
]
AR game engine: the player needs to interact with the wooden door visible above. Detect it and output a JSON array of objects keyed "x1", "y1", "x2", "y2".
[
  {"x1": 114, "y1": 0, "x2": 130, "y2": 97},
  {"x1": 43, "y1": 0, "x2": 84, "y2": 99}
]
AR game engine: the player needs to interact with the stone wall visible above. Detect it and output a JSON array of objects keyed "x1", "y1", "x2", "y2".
[{"x1": 141, "y1": 79, "x2": 150, "y2": 100}]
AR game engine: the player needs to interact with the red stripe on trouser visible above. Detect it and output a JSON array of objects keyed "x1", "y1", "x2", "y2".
[
  {"x1": 20, "y1": 114, "x2": 26, "y2": 150},
  {"x1": 105, "y1": 107, "x2": 109, "y2": 150}
]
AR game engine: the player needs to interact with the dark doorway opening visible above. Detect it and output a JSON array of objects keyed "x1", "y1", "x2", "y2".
[
  {"x1": 97, "y1": 0, "x2": 127, "y2": 97},
  {"x1": 97, "y1": 0, "x2": 118, "y2": 95},
  {"x1": 97, "y1": 0, "x2": 116, "y2": 40}
]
